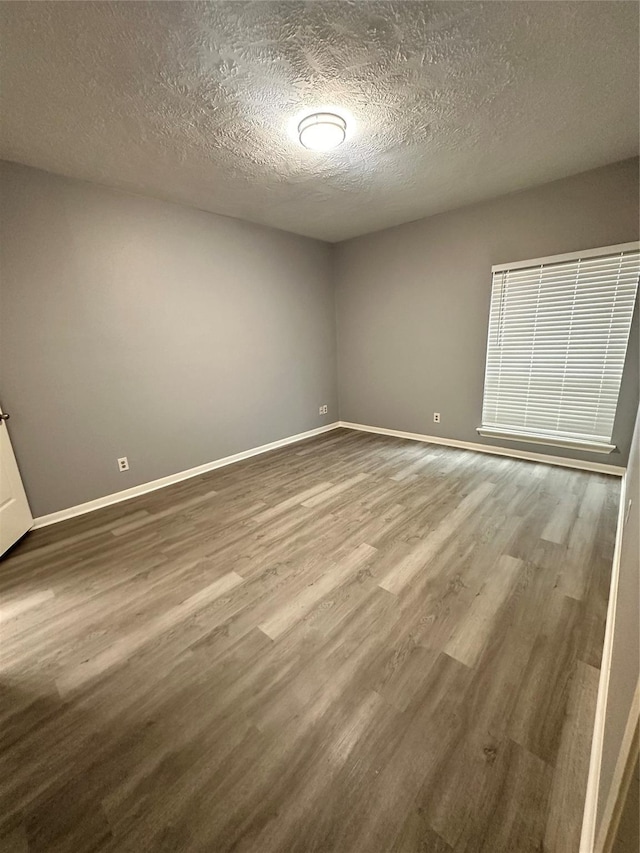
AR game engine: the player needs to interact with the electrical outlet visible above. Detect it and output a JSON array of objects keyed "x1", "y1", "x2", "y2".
[
  {"x1": 433, "y1": 412, "x2": 441, "y2": 424},
  {"x1": 117, "y1": 456, "x2": 129, "y2": 472},
  {"x1": 319, "y1": 404, "x2": 328, "y2": 415}
]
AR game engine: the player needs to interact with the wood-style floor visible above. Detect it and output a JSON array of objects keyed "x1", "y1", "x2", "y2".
[{"x1": 0, "y1": 428, "x2": 620, "y2": 853}]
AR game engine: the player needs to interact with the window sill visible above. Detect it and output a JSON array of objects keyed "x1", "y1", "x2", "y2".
[{"x1": 476, "y1": 427, "x2": 616, "y2": 455}]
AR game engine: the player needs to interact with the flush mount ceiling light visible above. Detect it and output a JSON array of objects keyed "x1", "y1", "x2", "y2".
[{"x1": 298, "y1": 112, "x2": 347, "y2": 151}]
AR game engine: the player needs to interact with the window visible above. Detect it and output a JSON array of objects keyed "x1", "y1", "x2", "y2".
[{"x1": 478, "y1": 242, "x2": 639, "y2": 453}]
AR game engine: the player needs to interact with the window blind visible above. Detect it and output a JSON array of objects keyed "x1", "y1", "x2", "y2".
[{"x1": 479, "y1": 243, "x2": 639, "y2": 452}]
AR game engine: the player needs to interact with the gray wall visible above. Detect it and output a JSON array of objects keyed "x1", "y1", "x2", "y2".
[
  {"x1": 335, "y1": 158, "x2": 639, "y2": 467},
  {"x1": 596, "y1": 403, "x2": 640, "y2": 836},
  {"x1": 2, "y1": 158, "x2": 639, "y2": 518},
  {"x1": 0, "y1": 162, "x2": 338, "y2": 517}
]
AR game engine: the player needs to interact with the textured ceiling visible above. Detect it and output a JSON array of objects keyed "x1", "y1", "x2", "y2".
[{"x1": 1, "y1": 1, "x2": 638, "y2": 242}]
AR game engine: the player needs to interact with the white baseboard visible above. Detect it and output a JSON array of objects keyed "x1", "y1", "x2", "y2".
[
  {"x1": 32, "y1": 422, "x2": 340, "y2": 529},
  {"x1": 580, "y1": 464, "x2": 635, "y2": 853},
  {"x1": 338, "y1": 421, "x2": 625, "y2": 476},
  {"x1": 595, "y1": 680, "x2": 639, "y2": 853},
  {"x1": 32, "y1": 418, "x2": 625, "y2": 529}
]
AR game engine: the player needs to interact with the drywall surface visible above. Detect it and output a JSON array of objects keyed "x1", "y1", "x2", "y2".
[
  {"x1": 335, "y1": 158, "x2": 640, "y2": 466},
  {"x1": 1, "y1": 2, "x2": 638, "y2": 241},
  {"x1": 0, "y1": 162, "x2": 337, "y2": 517},
  {"x1": 596, "y1": 404, "x2": 640, "y2": 831}
]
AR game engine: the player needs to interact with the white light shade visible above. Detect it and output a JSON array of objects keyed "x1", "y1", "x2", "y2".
[{"x1": 298, "y1": 112, "x2": 347, "y2": 151}]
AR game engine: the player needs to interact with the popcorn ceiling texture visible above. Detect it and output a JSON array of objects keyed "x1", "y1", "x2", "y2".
[{"x1": 1, "y1": 1, "x2": 638, "y2": 242}]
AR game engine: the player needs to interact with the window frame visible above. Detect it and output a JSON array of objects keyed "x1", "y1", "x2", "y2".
[{"x1": 477, "y1": 241, "x2": 639, "y2": 454}]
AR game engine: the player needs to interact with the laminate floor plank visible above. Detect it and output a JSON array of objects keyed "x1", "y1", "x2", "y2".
[
  {"x1": 558, "y1": 480, "x2": 608, "y2": 600},
  {"x1": 444, "y1": 554, "x2": 523, "y2": 667},
  {"x1": 0, "y1": 428, "x2": 620, "y2": 852},
  {"x1": 56, "y1": 571, "x2": 245, "y2": 696},
  {"x1": 0, "y1": 824, "x2": 29, "y2": 853},
  {"x1": 509, "y1": 591, "x2": 582, "y2": 763},
  {"x1": 544, "y1": 660, "x2": 601, "y2": 853},
  {"x1": 378, "y1": 481, "x2": 496, "y2": 594}
]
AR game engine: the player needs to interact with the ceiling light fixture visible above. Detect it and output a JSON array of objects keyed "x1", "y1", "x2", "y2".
[{"x1": 298, "y1": 112, "x2": 347, "y2": 152}]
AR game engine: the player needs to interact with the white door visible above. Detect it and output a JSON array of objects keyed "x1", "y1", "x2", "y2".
[{"x1": 0, "y1": 406, "x2": 33, "y2": 555}]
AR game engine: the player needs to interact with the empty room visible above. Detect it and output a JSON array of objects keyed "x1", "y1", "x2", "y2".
[{"x1": 1, "y1": 2, "x2": 639, "y2": 852}]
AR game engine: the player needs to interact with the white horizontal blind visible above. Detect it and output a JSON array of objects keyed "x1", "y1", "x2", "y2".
[{"x1": 481, "y1": 245, "x2": 639, "y2": 447}]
